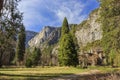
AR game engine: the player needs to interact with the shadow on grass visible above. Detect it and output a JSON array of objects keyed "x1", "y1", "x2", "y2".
[
  {"x1": 51, "y1": 72, "x2": 120, "y2": 80},
  {"x1": 0, "y1": 73, "x2": 73, "y2": 80},
  {"x1": 1, "y1": 73, "x2": 120, "y2": 80}
]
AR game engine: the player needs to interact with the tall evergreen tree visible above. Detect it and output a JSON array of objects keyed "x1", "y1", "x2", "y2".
[
  {"x1": 61, "y1": 17, "x2": 69, "y2": 36},
  {"x1": 25, "y1": 47, "x2": 41, "y2": 67},
  {"x1": 16, "y1": 25, "x2": 26, "y2": 66},
  {"x1": 58, "y1": 17, "x2": 78, "y2": 66},
  {"x1": 31, "y1": 47, "x2": 41, "y2": 66}
]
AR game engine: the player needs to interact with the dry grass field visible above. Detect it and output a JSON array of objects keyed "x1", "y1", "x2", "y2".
[{"x1": 0, "y1": 66, "x2": 119, "y2": 80}]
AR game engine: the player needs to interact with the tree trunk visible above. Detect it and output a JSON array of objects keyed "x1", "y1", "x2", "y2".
[{"x1": 0, "y1": 0, "x2": 4, "y2": 15}]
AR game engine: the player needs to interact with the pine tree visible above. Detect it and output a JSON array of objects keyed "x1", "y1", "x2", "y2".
[
  {"x1": 25, "y1": 47, "x2": 41, "y2": 67},
  {"x1": 61, "y1": 17, "x2": 69, "y2": 36},
  {"x1": 31, "y1": 47, "x2": 41, "y2": 66},
  {"x1": 16, "y1": 25, "x2": 26, "y2": 66},
  {"x1": 58, "y1": 17, "x2": 78, "y2": 66}
]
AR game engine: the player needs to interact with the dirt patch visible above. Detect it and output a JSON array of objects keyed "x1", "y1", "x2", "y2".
[{"x1": 50, "y1": 70, "x2": 120, "y2": 80}]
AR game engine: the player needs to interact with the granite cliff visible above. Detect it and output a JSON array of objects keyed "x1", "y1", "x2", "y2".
[
  {"x1": 28, "y1": 26, "x2": 61, "y2": 49},
  {"x1": 75, "y1": 9, "x2": 102, "y2": 47}
]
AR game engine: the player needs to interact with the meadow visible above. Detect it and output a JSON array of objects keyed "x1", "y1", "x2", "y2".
[{"x1": 0, "y1": 66, "x2": 119, "y2": 80}]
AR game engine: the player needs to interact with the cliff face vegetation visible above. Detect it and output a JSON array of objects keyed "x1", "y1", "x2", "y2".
[
  {"x1": 100, "y1": 0, "x2": 120, "y2": 66},
  {"x1": 75, "y1": 0, "x2": 120, "y2": 67}
]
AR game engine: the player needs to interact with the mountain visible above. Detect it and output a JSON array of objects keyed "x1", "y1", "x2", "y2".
[
  {"x1": 25, "y1": 31, "x2": 38, "y2": 47},
  {"x1": 28, "y1": 10, "x2": 100, "y2": 52},
  {"x1": 28, "y1": 9, "x2": 101, "y2": 49},
  {"x1": 28, "y1": 26, "x2": 61, "y2": 49}
]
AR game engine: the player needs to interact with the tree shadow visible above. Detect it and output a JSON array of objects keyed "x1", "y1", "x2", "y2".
[
  {"x1": 0, "y1": 73, "x2": 73, "y2": 80},
  {"x1": 0, "y1": 72, "x2": 120, "y2": 80}
]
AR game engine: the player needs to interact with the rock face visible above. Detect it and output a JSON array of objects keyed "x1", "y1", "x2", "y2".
[
  {"x1": 75, "y1": 9, "x2": 102, "y2": 47},
  {"x1": 25, "y1": 31, "x2": 38, "y2": 47},
  {"x1": 28, "y1": 26, "x2": 61, "y2": 48}
]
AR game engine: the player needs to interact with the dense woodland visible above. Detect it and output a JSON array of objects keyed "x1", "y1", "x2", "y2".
[{"x1": 0, "y1": 0, "x2": 120, "y2": 68}]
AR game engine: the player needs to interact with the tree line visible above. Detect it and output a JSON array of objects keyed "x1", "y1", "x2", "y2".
[{"x1": 0, "y1": 0, "x2": 41, "y2": 67}]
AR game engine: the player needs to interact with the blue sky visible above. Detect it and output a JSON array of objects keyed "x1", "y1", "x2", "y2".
[{"x1": 18, "y1": 0, "x2": 99, "y2": 32}]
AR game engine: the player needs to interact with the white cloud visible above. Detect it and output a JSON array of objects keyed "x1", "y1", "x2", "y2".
[
  {"x1": 18, "y1": 0, "x2": 98, "y2": 31},
  {"x1": 44, "y1": 0, "x2": 87, "y2": 23}
]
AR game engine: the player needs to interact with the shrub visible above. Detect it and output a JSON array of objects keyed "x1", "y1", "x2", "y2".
[{"x1": 25, "y1": 58, "x2": 32, "y2": 68}]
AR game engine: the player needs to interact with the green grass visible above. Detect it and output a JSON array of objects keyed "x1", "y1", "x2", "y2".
[
  {"x1": 0, "y1": 66, "x2": 120, "y2": 80},
  {"x1": 0, "y1": 66, "x2": 88, "y2": 80}
]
